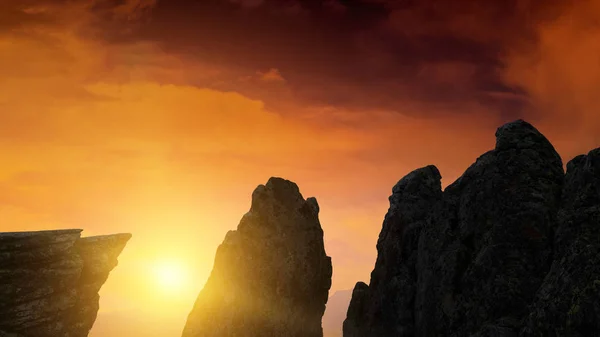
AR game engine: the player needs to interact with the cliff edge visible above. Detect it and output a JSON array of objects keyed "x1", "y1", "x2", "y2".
[{"x1": 0, "y1": 229, "x2": 131, "y2": 337}]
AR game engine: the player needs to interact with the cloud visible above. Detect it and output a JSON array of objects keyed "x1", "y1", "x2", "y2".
[
  {"x1": 106, "y1": 0, "x2": 157, "y2": 20},
  {"x1": 257, "y1": 68, "x2": 286, "y2": 82},
  {"x1": 72, "y1": 0, "x2": 550, "y2": 121},
  {"x1": 0, "y1": 0, "x2": 157, "y2": 30},
  {"x1": 6, "y1": 0, "x2": 595, "y2": 133},
  {"x1": 502, "y1": 0, "x2": 600, "y2": 150},
  {"x1": 228, "y1": 0, "x2": 264, "y2": 8}
]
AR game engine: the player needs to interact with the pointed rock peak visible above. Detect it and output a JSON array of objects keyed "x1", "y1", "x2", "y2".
[
  {"x1": 266, "y1": 176, "x2": 301, "y2": 192},
  {"x1": 392, "y1": 165, "x2": 442, "y2": 196},
  {"x1": 586, "y1": 148, "x2": 600, "y2": 170},
  {"x1": 566, "y1": 154, "x2": 587, "y2": 173},
  {"x1": 352, "y1": 281, "x2": 369, "y2": 295},
  {"x1": 251, "y1": 176, "x2": 306, "y2": 212},
  {"x1": 566, "y1": 148, "x2": 600, "y2": 173},
  {"x1": 242, "y1": 177, "x2": 321, "y2": 233},
  {"x1": 182, "y1": 178, "x2": 331, "y2": 337},
  {"x1": 495, "y1": 119, "x2": 555, "y2": 152},
  {"x1": 306, "y1": 196, "x2": 320, "y2": 215}
]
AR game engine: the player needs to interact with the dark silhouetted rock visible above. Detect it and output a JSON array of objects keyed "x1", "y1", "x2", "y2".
[
  {"x1": 182, "y1": 177, "x2": 333, "y2": 337},
  {"x1": 344, "y1": 166, "x2": 443, "y2": 337},
  {"x1": 520, "y1": 148, "x2": 600, "y2": 337},
  {"x1": 0, "y1": 229, "x2": 131, "y2": 337},
  {"x1": 345, "y1": 120, "x2": 600, "y2": 336}
]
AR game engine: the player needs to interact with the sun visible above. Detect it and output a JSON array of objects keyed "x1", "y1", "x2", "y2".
[{"x1": 152, "y1": 260, "x2": 188, "y2": 291}]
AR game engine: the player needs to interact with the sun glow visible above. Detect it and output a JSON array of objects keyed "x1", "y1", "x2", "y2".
[{"x1": 152, "y1": 260, "x2": 189, "y2": 291}]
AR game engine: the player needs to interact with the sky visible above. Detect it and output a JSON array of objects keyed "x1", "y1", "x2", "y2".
[{"x1": 1, "y1": 0, "x2": 600, "y2": 336}]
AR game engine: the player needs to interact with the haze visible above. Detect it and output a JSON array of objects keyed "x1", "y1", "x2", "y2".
[{"x1": 1, "y1": 0, "x2": 600, "y2": 336}]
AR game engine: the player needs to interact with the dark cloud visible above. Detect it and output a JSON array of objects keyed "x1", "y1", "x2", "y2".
[
  {"x1": 0, "y1": 0, "x2": 156, "y2": 36},
  {"x1": 3, "y1": 0, "x2": 576, "y2": 120},
  {"x1": 0, "y1": 0, "x2": 70, "y2": 33},
  {"x1": 96, "y1": 0, "x2": 571, "y2": 118}
]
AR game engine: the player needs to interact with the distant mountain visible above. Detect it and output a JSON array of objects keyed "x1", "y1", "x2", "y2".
[{"x1": 323, "y1": 289, "x2": 352, "y2": 337}]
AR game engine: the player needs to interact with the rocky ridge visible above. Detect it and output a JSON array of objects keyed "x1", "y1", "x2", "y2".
[
  {"x1": 182, "y1": 177, "x2": 333, "y2": 337},
  {"x1": 344, "y1": 120, "x2": 600, "y2": 337},
  {"x1": 0, "y1": 229, "x2": 131, "y2": 337}
]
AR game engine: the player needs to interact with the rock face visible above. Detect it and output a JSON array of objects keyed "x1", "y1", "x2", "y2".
[
  {"x1": 344, "y1": 166, "x2": 443, "y2": 337},
  {"x1": 182, "y1": 177, "x2": 333, "y2": 337},
  {"x1": 0, "y1": 229, "x2": 131, "y2": 337},
  {"x1": 520, "y1": 148, "x2": 600, "y2": 337},
  {"x1": 344, "y1": 120, "x2": 600, "y2": 337}
]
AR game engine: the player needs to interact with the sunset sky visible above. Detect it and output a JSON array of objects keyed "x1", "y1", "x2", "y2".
[{"x1": 1, "y1": 0, "x2": 600, "y2": 336}]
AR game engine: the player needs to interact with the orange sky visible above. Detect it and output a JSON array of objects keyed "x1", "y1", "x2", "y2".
[{"x1": 1, "y1": 0, "x2": 600, "y2": 336}]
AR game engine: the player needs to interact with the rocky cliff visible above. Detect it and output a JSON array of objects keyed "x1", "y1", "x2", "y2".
[
  {"x1": 182, "y1": 177, "x2": 333, "y2": 337},
  {"x1": 0, "y1": 229, "x2": 131, "y2": 337},
  {"x1": 344, "y1": 120, "x2": 600, "y2": 337}
]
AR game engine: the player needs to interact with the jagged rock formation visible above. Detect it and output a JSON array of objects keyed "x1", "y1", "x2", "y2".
[
  {"x1": 182, "y1": 177, "x2": 333, "y2": 337},
  {"x1": 344, "y1": 120, "x2": 600, "y2": 337},
  {"x1": 0, "y1": 229, "x2": 131, "y2": 337},
  {"x1": 520, "y1": 148, "x2": 600, "y2": 336},
  {"x1": 344, "y1": 166, "x2": 443, "y2": 337}
]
